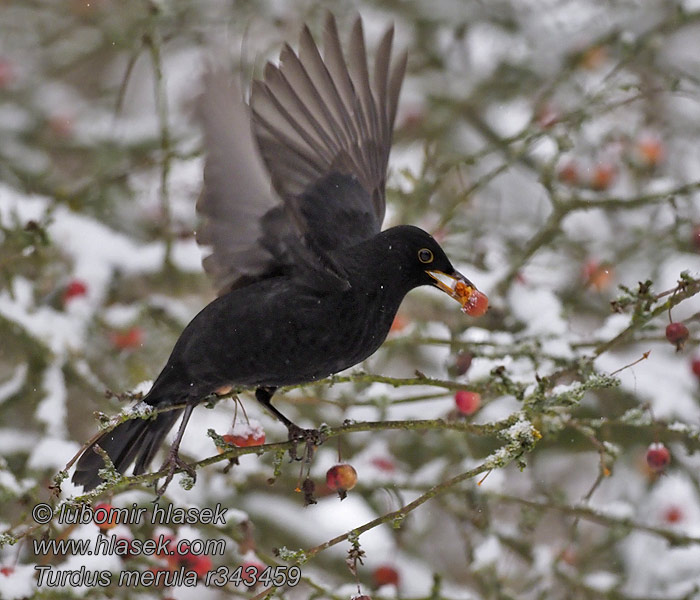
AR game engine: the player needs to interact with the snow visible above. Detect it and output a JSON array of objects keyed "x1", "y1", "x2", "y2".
[
  {"x1": 466, "y1": 23, "x2": 528, "y2": 79},
  {"x1": 27, "y1": 438, "x2": 81, "y2": 472},
  {"x1": 508, "y1": 283, "x2": 567, "y2": 335},
  {"x1": 622, "y1": 474, "x2": 700, "y2": 596},
  {"x1": 471, "y1": 535, "x2": 501, "y2": 570},
  {"x1": 230, "y1": 419, "x2": 264, "y2": 439},
  {"x1": 36, "y1": 361, "x2": 68, "y2": 436},
  {"x1": 584, "y1": 571, "x2": 618, "y2": 592},
  {"x1": 0, "y1": 564, "x2": 38, "y2": 600},
  {"x1": 0, "y1": 364, "x2": 27, "y2": 405},
  {"x1": 243, "y1": 491, "x2": 395, "y2": 556},
  {"x1": 1, "y1": 3, "x2": 700, "y2": 598}
]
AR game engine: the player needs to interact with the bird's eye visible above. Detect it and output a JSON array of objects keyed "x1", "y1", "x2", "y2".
[{"x1": 418, "y1": 248, "x2": 434, "y2": 263}]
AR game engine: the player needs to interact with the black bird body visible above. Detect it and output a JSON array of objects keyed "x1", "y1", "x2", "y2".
[
  {"x1": 164, "y1": 225, "x2": 440, "y2": 391},
  {"x1": 73, "y1": 14, "x2": 486, "y2": 491}
]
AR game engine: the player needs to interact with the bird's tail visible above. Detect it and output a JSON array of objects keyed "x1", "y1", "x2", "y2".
[{"x1": 72, "y1": 408, "x2": 182, "y2": 491}]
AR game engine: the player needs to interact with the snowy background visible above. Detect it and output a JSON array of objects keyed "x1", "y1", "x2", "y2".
[{"x1": 1, "y1": 0, "x2": 700, "y2": 599}]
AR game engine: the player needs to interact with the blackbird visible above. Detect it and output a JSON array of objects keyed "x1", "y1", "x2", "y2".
[{"x1": 73, "y1": 13, "x2": 488, "y2": 492}]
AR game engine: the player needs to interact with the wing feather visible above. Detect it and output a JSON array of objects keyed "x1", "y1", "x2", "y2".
[{"x1": 196, "y1": 14, "x2": 406, "y2": 294}]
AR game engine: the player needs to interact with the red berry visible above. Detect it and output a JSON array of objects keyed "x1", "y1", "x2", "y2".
[
  {"x1": 110, "y1": 327, "x2": 144, "y2": 350},
  {"x1": 178, "y1": 550, "x2": 212, "y2": 578},
  {"x1": 147, "y1": 566, "x2": 170, "y2": 587},
  {"x1": 0, "y1": 59, "x2": 14, "y2": 89},
  {"x1": 48, "y1": 114, "x2": 74, "y2": 138},
  {"x1": 455, "y1": 390, "x2": 481, "y2": 415},
  {"x1": 0, "y1": 566, "x2": 14, "y2": 576},
  {"x1": 691, "y1": 358, "x2": 700, "y2": 378},
  {"x1": 664, "y1": 505, "x2": 683, "y2": 523},
  {"x1": 114, "y1": 536, "x2": 137, "y2": 559},
  {"x1": 535, "y1": 103, "x2": 559, "y2": 129},
  {"x1": 665, "y1": 322, "x2": 689, "y2": 351},
  {"x1": 93, "y1": 503, "x2": 118, "y2": 531},
  {"x1": 62, "y1": 279, "x2": 88, "y2": 304},
  {"x1": 371, "y1": 457, "x2": 395, "y2": 472},
  {"x1": 399, "y1": 105, "x2": 426, "y2": 131},
  {"x1": 454, "y1": 351, "x2": 473, "y2": 376},
  {"x1": 372, "y1": 564, "x2": 400, "y2": 587},
  {"x1": 692, "y1": 225, "x2": 700, "y2": 252},
  {"x1": 326, "y1": 464, "x2": 358, "y2": 494},
  {"x1": 241, "y1": 561, "x2": 265, "y2": 588},
  {"x1": 646, "y1": 443, "x2": 670, "y2": 472},
  {"x1": 154, "y1": 534, "x2": 175, "y2": 558},
  {"x1": 561, "y1": 548, "x2": 577, "y2": 566}
]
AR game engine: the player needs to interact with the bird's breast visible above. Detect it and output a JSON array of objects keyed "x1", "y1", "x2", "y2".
[{"x1": 178, "y1": 279, "x2": 404, "y2": 389}]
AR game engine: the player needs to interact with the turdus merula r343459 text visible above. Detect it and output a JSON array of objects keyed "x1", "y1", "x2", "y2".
[{"x1": 73, "y1": 13, "x2": 488, "y2": 492}]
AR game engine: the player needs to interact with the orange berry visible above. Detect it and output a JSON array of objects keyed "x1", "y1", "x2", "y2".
[
  {"x1": 582, "y1": 260, "x2": 614, "y2": 291},
  {"x1": 461, "y1": 289, "x2": 489, "y2": 317},
  {"x1": 579, "y1": 45, "x2": 607, "y2": 70},
  {"x1": 634, "y1": 136, "x2": 665, "y2": 168},
  {"x1": 222, "y1": 422, "x2": 266, "y2": 449},
  {"x1": 590, "y1": 163, "x2": 616, "y2": 191},
  {"x1": 390, "y1": 313, "x2": 408, "y2": 333},
  {"x1": 326, "y1": 464, "x2": 358, "y2": 493},
  {"x1": 558, "y1": 161, "x2": 579, "y2": 185}
]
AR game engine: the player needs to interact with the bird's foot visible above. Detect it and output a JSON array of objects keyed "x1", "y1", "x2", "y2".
[
  {"x1": 286, "y1": 425, "x2": 326, "y2": 462},
  {"x1": 154, "y1": 449, "x2": 196, "y2": 498}
]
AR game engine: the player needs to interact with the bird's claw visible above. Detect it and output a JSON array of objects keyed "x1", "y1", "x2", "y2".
[
  {"x1": 286, "y1": 425, "x2": 326, "y2": 462},
  {"x1": 154, "y1": 450, "x2": 196, "y2": 498}
]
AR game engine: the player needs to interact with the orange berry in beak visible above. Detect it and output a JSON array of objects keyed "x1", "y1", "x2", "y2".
[{"x1": 461, "y1": 289, "x2": 489, "y2": 317}]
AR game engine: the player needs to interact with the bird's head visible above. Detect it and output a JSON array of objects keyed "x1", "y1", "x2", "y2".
[{"x1": 381, "y1": 226, "x2": 489, "y2": 317}]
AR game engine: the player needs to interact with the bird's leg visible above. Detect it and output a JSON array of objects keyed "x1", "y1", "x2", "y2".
[
  {"x1": 155, "y1": 403, "x2": 197, "y2": 497},
  {"x1": 254, "y1": 386, "x2": 325, "y2": 461},
  {"x1": 254, "y1": 386, "x2": 293, "y2": 427}
]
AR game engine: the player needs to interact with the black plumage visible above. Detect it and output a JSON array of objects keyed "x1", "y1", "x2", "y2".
[{"x1": 73, "y1": 14, "x2": 487, "y2": 492}]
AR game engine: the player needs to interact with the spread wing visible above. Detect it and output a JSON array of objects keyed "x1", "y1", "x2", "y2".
[{"x1": 196, "y1": 13, "x2": 407, "y2": 296}]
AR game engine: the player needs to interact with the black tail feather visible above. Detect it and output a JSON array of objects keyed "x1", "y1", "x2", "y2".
[
  {"x1": 133, "y1": 411, "x2": 182, "y2": 476},
  {"x1": 72, "y1": 409, "x2": 183, "y2": 490}
]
